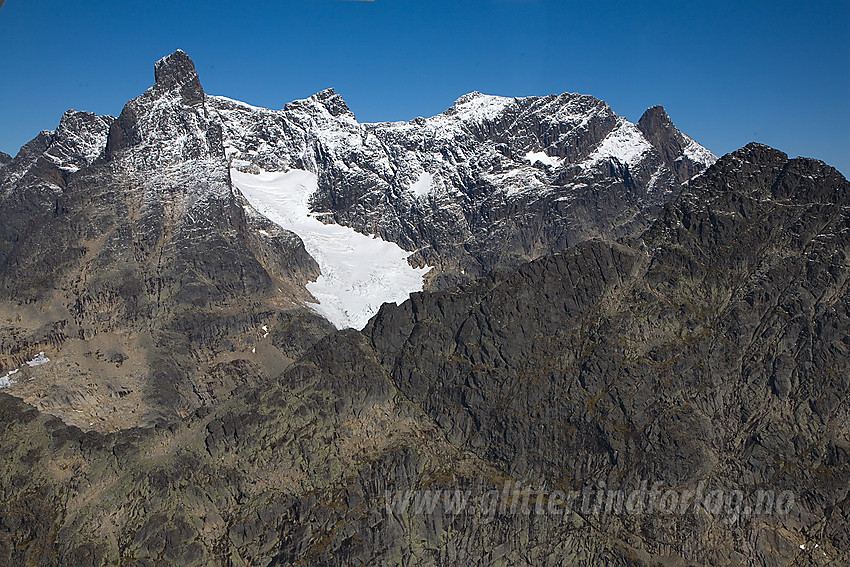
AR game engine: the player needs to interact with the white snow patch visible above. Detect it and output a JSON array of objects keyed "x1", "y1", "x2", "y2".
[
  {"x1": 683, "y1": 136, "x2": 717, "y2": 168},
  {"x1": 26, "y1": 352, "x2": 50, "y2": 367},
  {"x1": 525, "y1": 151, "x2": 562, "y2": 168},
  {"x1": 231, "y1": 168, "x2": 431, "y2": 330},
  {"x1": 0, "y1": 368, "x2": 19, "y2": 389},
  {"x1": 0, "y1": 352, "x2": 50, "y2": 389},
  {"x1": 409, "y1": 171, "x2": 433, "y2": 197},
  {"x1": 585, "y1": 119, "x2": 653, "y2": 168},
  {"x1": 209, "y1": 95, "x2": 268, "y2": 112}
]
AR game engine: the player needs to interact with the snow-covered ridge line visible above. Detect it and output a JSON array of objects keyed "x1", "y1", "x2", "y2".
[
  {"x1": 682, "y1": 134, "x2": 717, "y2": 167},
  {"x1": 209, "y1": 95, "x2": 271, "y2": 112},
  {"x1": 231, "y1": 167, "x2": 431, "y2": 330}
]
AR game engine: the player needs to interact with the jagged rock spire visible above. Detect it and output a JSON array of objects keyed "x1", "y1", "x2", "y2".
[
  {"x1": 153, "y1": 49, "x2": 205, "y2": 106},
  {"x1": 106, "y1": 50, "x2": 213, "y2": 161},
  {"x1": 637, "y1": 104, "x2": 716, "y2": 182}
]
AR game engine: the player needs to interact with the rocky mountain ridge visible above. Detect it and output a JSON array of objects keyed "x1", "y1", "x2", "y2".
[
  {"x1": 0, "y1": 50, "x2": 715, "y2": 431},
  {"x1": 211, "y1": 80, "x2": 716, "y2": 288}
]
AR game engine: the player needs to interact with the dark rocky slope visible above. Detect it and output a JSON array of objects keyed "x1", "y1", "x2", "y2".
[{"x1": 0, "y1": 144, "x2": 846, "y2": 566}]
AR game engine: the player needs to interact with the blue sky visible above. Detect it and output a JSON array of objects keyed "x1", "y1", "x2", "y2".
[{"x1": 1, "y1": 0, "x2": 848, "y2": 174}]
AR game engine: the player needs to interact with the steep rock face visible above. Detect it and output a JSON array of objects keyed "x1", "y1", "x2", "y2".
[
  {"x1": 0, "y1": 144, "x2": 845, "y2": 566},
  {"x1": 153, "y1": 49, "x2": 205, "y2": 106},
  {"x1": 637, "y1": 104, "x2": 716, "y2": 183},
  {"x1": 106, "y1": 49, "x2": 213, "y2": 162},
  {"x1": 0, "y1": 109, "x2": 114, "y2": 297},
  {"x1": 211, "y1": 90, "x2": 716, "y2": 288}
]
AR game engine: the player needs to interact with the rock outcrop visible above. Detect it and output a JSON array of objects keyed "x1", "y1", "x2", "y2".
[{"x1": 637, "y1": 104, "x2": 716, "y2": 183}]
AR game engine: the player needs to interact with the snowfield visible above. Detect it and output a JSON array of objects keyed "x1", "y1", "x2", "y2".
[
  {"x1": 525, "y1": 151, "x2": 563, "y2": 169},
  {"x1": 231, "y1": 168, "x2": 431, "y2": 330},
  {"x1": 584, "y1": 119, "x2": 653, "y2": 168}
]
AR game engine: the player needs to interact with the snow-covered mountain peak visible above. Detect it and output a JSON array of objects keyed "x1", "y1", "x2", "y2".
[
  {"x1": 446, "y1": 91, "x2": 514, "y2": 121},
  {"x1": 281, "y1": 88, "x2": 356, "y2": 123},
  {"x1": 583, "y1": 118, "x2": 654, "y2": 168},
  {"x1": 104, "y1": 51, "x2": 222, "y2": 168},
  {"x1": 309, "y1": 87, "x2": 354, "y2": 118},
  {"x1": 48, "y1": 110, "x2": 113, "y2": 171}
]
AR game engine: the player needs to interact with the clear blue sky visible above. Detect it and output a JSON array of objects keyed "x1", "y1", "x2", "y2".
[{"x1": 1, "y1": 1, "x2": 848, "y2": 175}]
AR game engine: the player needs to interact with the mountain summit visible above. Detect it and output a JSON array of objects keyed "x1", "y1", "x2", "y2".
[
  {"x1": 637, "y1": 104, "x2": 716, "y2": 182},
  {"x1": 153, "y1": 48, "x2": 205, "y2": 105}
]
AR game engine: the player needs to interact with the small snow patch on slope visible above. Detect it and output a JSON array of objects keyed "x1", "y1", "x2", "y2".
[
  {"x1": 231, "y1": 168, "x2": 430, "y2": 330},
  {"x1": 0, "y1": 352, "x2": 50, "y2": 389},
  {"x1": 409, "y1": 172, "x2": 433, "y2": 197},
  {"x1": 26, "y1": 352, "x2": 50, "y2": 367},
  {"x1": 0, "y1": 368, "x2": 19, "y2": 389},
  {"x1": 525, "y1": 151, "x2": 562, "y2": 168}
]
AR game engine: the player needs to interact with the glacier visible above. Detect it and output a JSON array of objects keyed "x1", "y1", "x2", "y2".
[{"x1": 231, "y1": 167, "x2": 431, "y2": 330}]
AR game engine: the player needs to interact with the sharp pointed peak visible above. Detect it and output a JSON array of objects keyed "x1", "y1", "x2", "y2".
[
  {"x1": 154, "y1": 50, "x2": 195, "y2": 83},
  {"x1": 153, "y1": 49, "x2": 205, "y2": 105},
  {"x1": 638, "y1": 105, "x2": 672, "y2": 126},
  {"x1": 308, "y1": 88, "x2": 353, "y2": 118}
]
